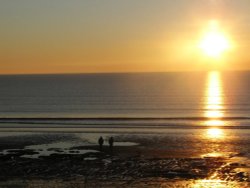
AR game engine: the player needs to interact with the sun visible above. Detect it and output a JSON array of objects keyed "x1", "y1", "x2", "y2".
[
  {"x1": 200, "y1": 32, "x2": 229, "y2": 57},
  {"x1": 199, "y1": 21, "x2": 230, "y2": 58}
]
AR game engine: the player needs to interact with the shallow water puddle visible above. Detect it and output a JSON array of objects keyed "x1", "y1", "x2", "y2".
[{"x1": 0, "y1": 140, "x2": 139, "y2": 159}]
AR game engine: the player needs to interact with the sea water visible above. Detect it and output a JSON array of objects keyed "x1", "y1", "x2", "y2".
[{"x1": 0, "y1": 71, "x2": 250, "y2": 128}]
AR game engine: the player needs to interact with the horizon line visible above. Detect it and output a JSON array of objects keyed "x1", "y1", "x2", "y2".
[{"x1": 0, "y1": 69, "x2": 249, "y2": 76}]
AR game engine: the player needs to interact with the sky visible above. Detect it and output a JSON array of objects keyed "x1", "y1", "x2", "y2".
[{"x1": 1, "y1": 0, "x2": 250, "y2": 74}]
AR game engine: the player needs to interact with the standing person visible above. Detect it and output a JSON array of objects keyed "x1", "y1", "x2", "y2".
[
  {"x1": 98, "y1": 136, "x2": 104, "y2": 151},
  {"x1": 108, "y1": 137, "x2": 114, "y2": 153}
]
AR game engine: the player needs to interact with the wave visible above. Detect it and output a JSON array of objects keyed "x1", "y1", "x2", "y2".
[
  {"x1": 0, "y1": 117, "x2": 250, "y2": 128},
  {"x1": 0, "y1": 117, "x2": 250, "y2": 121}
]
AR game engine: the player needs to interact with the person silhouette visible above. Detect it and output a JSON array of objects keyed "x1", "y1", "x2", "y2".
[
  {"x1": 98, "y1": 136, "x2": 104, "y2": 151},
  {"x1": 108, "y1": 137, "x2": 114, "y2": 152}
]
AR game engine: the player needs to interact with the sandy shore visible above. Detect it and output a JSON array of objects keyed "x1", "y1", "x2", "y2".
[{"x1": 0, "y1": 131, "x2": 250, "y2": 187}]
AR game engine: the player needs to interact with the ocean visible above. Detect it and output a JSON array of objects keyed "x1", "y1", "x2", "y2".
[
  {"x1": 0, "y1": 71, "x2": 250, "y2": 129},
  {"x1": 1, "y1": 71, "x2": 250, "y2": 186}
]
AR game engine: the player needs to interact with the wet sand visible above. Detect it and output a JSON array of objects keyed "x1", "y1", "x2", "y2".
[{"x1": 0, "y1": 130, "x2": 250, "y2": 187}]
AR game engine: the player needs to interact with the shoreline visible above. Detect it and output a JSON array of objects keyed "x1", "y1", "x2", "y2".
[
  {"x1": 0, "y1": 145, "x2": 249, "y2": 187},
  {"x1": 0, "y1": 130, "x2": 250, "y2": 187}
]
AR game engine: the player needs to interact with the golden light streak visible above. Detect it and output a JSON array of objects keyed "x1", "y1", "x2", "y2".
[
  {"x1": 193, "y1": 179, "x2": 239, "y2": 188},
  {"x1": 204, "y1": 71, "x2": 224, "y2": 121},
  {"x1": 204, "y1": 71, "x2": 225, "y2": 139},
  {"x1": 207, "y1": 128, "x2": 224, "y2": 139},
  {"x1": 205, "y1": 120, "x2": 224, "y2": 126}
]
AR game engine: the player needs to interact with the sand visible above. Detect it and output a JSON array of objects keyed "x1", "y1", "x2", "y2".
[{"x1": 0, "y1": 131, "x2": 250, "y2": 187}]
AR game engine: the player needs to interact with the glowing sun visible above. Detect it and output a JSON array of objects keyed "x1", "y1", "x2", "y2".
[{"x1": 199, "y1": 21, "x2": 230, "y2": 58}]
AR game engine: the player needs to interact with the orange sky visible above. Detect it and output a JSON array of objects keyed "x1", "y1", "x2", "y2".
[{"x1": 1, "y1": 0, "x2": 250, "y2": 74}]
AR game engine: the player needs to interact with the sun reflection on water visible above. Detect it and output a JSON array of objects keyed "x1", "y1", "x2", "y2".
[
  {"x1": 205, "y1": 71, "x2": 224, "y2": 121},
  {"x1": 206, "y1": 120, "x2": 224, "y2": 127},
  {"x1": 190, "y1": 72, "x2": 247, "y2": 188},
  {"x1": 207, "y1": 128, "x2": 224, "y2": 139},
  {"x1": 204, "y1": 71, "x2": 225, "y2": 138},
  {"x1": 193, "y1": 179, "x2": 243, "y2": 188},
  {"x1": 202, "y1": 72, "x2": 226, "y2": 159}
]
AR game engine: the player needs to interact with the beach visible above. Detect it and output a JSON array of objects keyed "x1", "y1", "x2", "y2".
[
  {"x1": 1, "y1": 72, "x2": 250, "y2": 187},
  {"x1": 2, "y1": 0, "x2": 250, "y2": 186},
  {"x1": 0, "y1": 128, "x2": 250, "y2": 187}
]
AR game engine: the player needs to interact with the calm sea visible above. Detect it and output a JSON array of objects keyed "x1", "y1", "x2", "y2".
[{"x1": 0, "y1": 71, "x2": 250, "y2": 128}]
